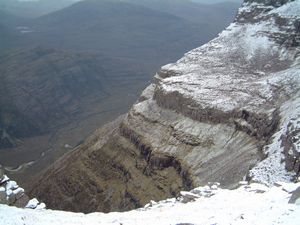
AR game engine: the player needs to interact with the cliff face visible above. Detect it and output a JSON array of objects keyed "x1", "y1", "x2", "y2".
[{"x1": 30, "y1": 0, "x2": 300, "y2": 213}]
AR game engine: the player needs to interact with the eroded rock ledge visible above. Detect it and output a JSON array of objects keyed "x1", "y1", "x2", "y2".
[{"x1": 154, "y1": 86, "x2": 280, "y2": 141}]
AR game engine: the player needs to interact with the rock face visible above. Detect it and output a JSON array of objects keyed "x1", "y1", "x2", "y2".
[
  {"x1": 29, "y1": 117, "x2": 188, "y2": 213},
  {"x1": 30, "y1": 0, "x2": 300, "y2": 213}
]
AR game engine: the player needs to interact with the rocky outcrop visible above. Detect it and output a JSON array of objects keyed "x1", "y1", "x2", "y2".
[
  {"x1": 0, "y1": 168, "x2": 45, "y2": 209},
  {"x1": 30, "y1": 0, "x2": 300, "y2": 213},
  {"x1": 122, "y1": 92, "x2": 261, "y2": 187}
]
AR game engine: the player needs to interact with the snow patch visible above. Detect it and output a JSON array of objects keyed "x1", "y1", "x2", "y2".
[{"x1": 271, "y1": 1, "x2": 300, "y2": 18}]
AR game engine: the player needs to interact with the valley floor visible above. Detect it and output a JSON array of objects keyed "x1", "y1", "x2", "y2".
[{"x1": 1, "y1": 182, "x2": 299, "y2": 225}]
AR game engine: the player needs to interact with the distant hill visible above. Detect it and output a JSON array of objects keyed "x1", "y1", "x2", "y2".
[
  {"x1": 2, "y1": 0, "x2": 240, "y2": 65},
  {"x1": 0, "y1": 9, "x2": 26, "y2": 26},
  {"x1": 0, "y1": 0, "x2": 79, "y2": 18},
  {"x1": 0, "y1": 47, "x2": 107, "y2": 143},
  {"x1": 0, "y1": 10, "x2": 26, "y2": 51},
  {"x1": 23, "y1": 0, "x2": 214, "y2": 63},
  {"x1": 126, "y1": 0, "x2": 240, "y2": 32},
  {"x1": 0, "y1": 22, "x2": 20, "y2": 52},
  {"x1": 0, "y1": 46, "x2": 150, "y2": 170},
  {"x1": 0, "y1": 24, "x2": 13, "y2": 50}
]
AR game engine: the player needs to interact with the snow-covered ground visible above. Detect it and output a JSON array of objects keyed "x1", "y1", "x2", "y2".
[{"x1": 0, "y1": 181, "x2": 299, "y2": 225}]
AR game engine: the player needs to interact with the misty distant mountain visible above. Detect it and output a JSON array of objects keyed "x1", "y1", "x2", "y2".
[
  {"x1": 126, "y1": 0, "x2": 240, "y2": 32},
  {"x1": 0, "y1": 10, "x2": 26, "y2": 52},
  {"x1": 0, "y1": 9, "x2": 26, "y2": 26},
  {"x1": 0, "y1": 47, "x2": 106, "y2": 141},
  {"x1": 0, "y1": 46, "x2": 150, "y2": 169},
  {"x1": 2, "y1": 0, "x2": 240, "y2": 63},
  {"x1": 0, "y1": 0, "x2": 79, "y2": 18},
  {"x1": 0, "y1": 24, "x2": 13, "y2": 50},
  {"x1": 0, "y1": 11, "x2": 22, "y2": 52},
  {"x1": 23, "y1": 0, "x2": 214, "y2": 62}
]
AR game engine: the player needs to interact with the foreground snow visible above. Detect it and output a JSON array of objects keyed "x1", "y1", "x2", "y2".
[{"x1": 0, "y1": 182, "x2": 299, "y2": 225}]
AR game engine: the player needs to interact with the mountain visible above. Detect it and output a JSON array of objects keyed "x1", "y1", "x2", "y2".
[
  {"x1": 22, "y1": 0, "x2": 214, "y2": 61},
  {"x1": 0, "y1": 24, "x2": 14, "y2": 51},
  {"x1": 0, "y1": 0, "x2": 242, "y2": 187},
  {"x1": 29, "y1": 0, "x2": 300, "y2": 214},
  {"x1": 0, "y1": 47, "x2": 103, "y2": 165},
  {"x1": 0, "y1": 10, "x2": 26, "y2": 27},
  {"x1": 0, "y1": 11, "x2": 24, "y2": 51},
  {"x1": 126, "y1": 0, "x2": 241, "y2": 32},
  {"x1": 0, "y1": 0, "x2": 79, "y2": 18},
  {"x1": 0, "y1": 47, "x2": 106, "y2": 141},
  {"x1": 0, "y1": 47, "x2": 148, "y2": 169}
]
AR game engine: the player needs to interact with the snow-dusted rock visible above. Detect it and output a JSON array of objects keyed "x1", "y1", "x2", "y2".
[
  {"x1": 0, "y1": 174, "x2": 43, "y2": 208},
  {"x1": 179, "y1": 191, "x2": 200, "y2": 203},
  {"x1": 36, "y1": 202, "x2": 46, "y2": 210},
  {"x1": 6, "y1": 181, "x2": 18, "y2": 192},
  {"x1": 121, "y1": 0, "x2": 300, "y2": 188},
  {"x1": 26, "y1": 198, "x2": 40, "y2": 209}
]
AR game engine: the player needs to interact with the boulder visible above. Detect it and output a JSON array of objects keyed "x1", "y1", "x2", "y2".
[{"x1": 25, "y1": 198, "x2": 40, "y2": 209}]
